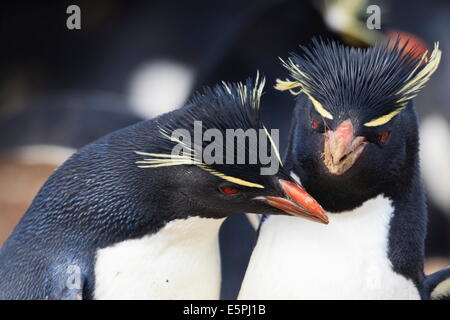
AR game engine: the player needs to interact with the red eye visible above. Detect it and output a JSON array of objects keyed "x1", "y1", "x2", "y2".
[
  {"x1": 379, "y1": 131, "x2": 390, "y2": 142},
  {"x1": 220, "y1": 187, "x2": 239, "y2": 195},
  {"x1": 312, "y1": 120, "x2": 319, "y2": 129}
]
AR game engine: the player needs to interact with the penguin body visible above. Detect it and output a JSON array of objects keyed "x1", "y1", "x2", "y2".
[
  {"x1": 0, "y1": 77, "x2": 327, "y2": 299},
  {"x1": 240, "y1": 40, "x2": 441, "y2": 299}
]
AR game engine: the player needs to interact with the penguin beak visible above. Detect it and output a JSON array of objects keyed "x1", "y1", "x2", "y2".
[
  {"x1": 323, "y1": 119, "x2": 366, "y2": 175},
  {"x1": 259, "y1": 180, "x2": 328, "y2": 224}
]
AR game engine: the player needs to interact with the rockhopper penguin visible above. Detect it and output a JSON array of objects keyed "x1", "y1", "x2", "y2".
[
  {"x1": 239, "y1": 40, "x2": 442, "y2": 299},
  {"x1": 0, "y1": 75, "x2": 327, "y2": 300}
]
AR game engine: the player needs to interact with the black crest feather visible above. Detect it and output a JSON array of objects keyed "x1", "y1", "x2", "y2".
[
  {"x1": 276, "y1": 38, "x2": 441, "y2": 126},
  {"x1": 136, "y1": 73, "x2": 283, "y2": 188}
]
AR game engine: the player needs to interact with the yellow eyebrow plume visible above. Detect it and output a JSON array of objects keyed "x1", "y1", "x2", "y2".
[
  {"x1": 365, "y1": 42, "x2": 441, "y2": 127},
  {"x1": 364, "y1": 106, "x2": 406, "y2": 127},
  {"x1": 304, "y1": 92, "x2": 334, "y2": 120},
  {"x1": 197, "y1": 164, "x2": 264, "y2": 189},
  {"x1": 274, "y1": 79, "x2": 302, "y2": 93},
  {"x1": 263, "y1": 126, "x2": 283, "y2": 166},
  {"x1": 135, "y1": 152, "x2": 265, "y2": 189},
  {"x1": 275, "y1": 79, "x2": 334, "y2": 120},
  {"x1": 396, "y1": 42, "x2": 442, "y2": 104}
]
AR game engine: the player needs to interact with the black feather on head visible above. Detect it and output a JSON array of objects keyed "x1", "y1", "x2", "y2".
[
  {"x1": 135, "y1": 73, "x2": 283, "y2": 189},
  {"x1": 276, "y1": 38, "x2": 441, "y2": 127}
]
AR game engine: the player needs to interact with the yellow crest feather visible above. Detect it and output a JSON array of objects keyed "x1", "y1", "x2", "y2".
[
  {"x1": 276, "y1": 57, "x2": 334, "y2": 119},
  {"x1": 303, "y1": 92, "x2": 334, "y2": 120},
  {"x1": 135, "y1": 151, "x2": 265, "y2": 188},
  {"x1": 274, "y1": 79, "x2": 302, "y2": 93},
  {"x1": 197, "y1": 164, "x2": 264, "y2": 188},
  {"x1": 365, "y1": 42, "x2": 441, "y2": 127},
  {"x1": 364, "y1": 105, "x2": 406, "y2": 127},
  {"x1": 396, "y1": 42, "x2": 442, "y2": 104}
]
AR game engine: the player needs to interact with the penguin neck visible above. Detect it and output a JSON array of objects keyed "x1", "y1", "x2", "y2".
[{"x1": 94, "y1": 216, "x2": 225, "y2": 299}]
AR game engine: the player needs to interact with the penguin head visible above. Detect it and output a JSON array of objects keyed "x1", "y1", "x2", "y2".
[
  {"x1": 135, "y1": 74, "x2": 328, "y2": 223},
  {"x1": 147, "y1": 163, "x2": 327, "y2": 223},
  {"x1": 276, "y1": 39, "x2": 441, "y2": 209}
]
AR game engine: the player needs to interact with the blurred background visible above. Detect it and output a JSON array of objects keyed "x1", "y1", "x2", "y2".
[{"x1": 0, "y1": 0, "x2": 449, "y2": 299}]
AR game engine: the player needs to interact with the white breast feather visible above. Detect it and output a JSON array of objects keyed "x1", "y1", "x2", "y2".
[
  {"x1": 239, "y1": 195, "x2": 420, "y2": 299},
  {"x1": 94, "y1": 217, "x2": 224, "y2": 300}
]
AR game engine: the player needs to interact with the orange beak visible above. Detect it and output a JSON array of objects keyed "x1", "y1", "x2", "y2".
[{"x1": 263, "y1": 180, "x2": 328, "y2": 224}]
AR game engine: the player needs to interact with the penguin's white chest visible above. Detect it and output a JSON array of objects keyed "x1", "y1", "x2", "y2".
[
  {"x1": 239, "y1": 195, "x2": 420, "y2": 299},
  {"x1": 94, "y1": 217, "x2": 224, "y2": 300}
]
